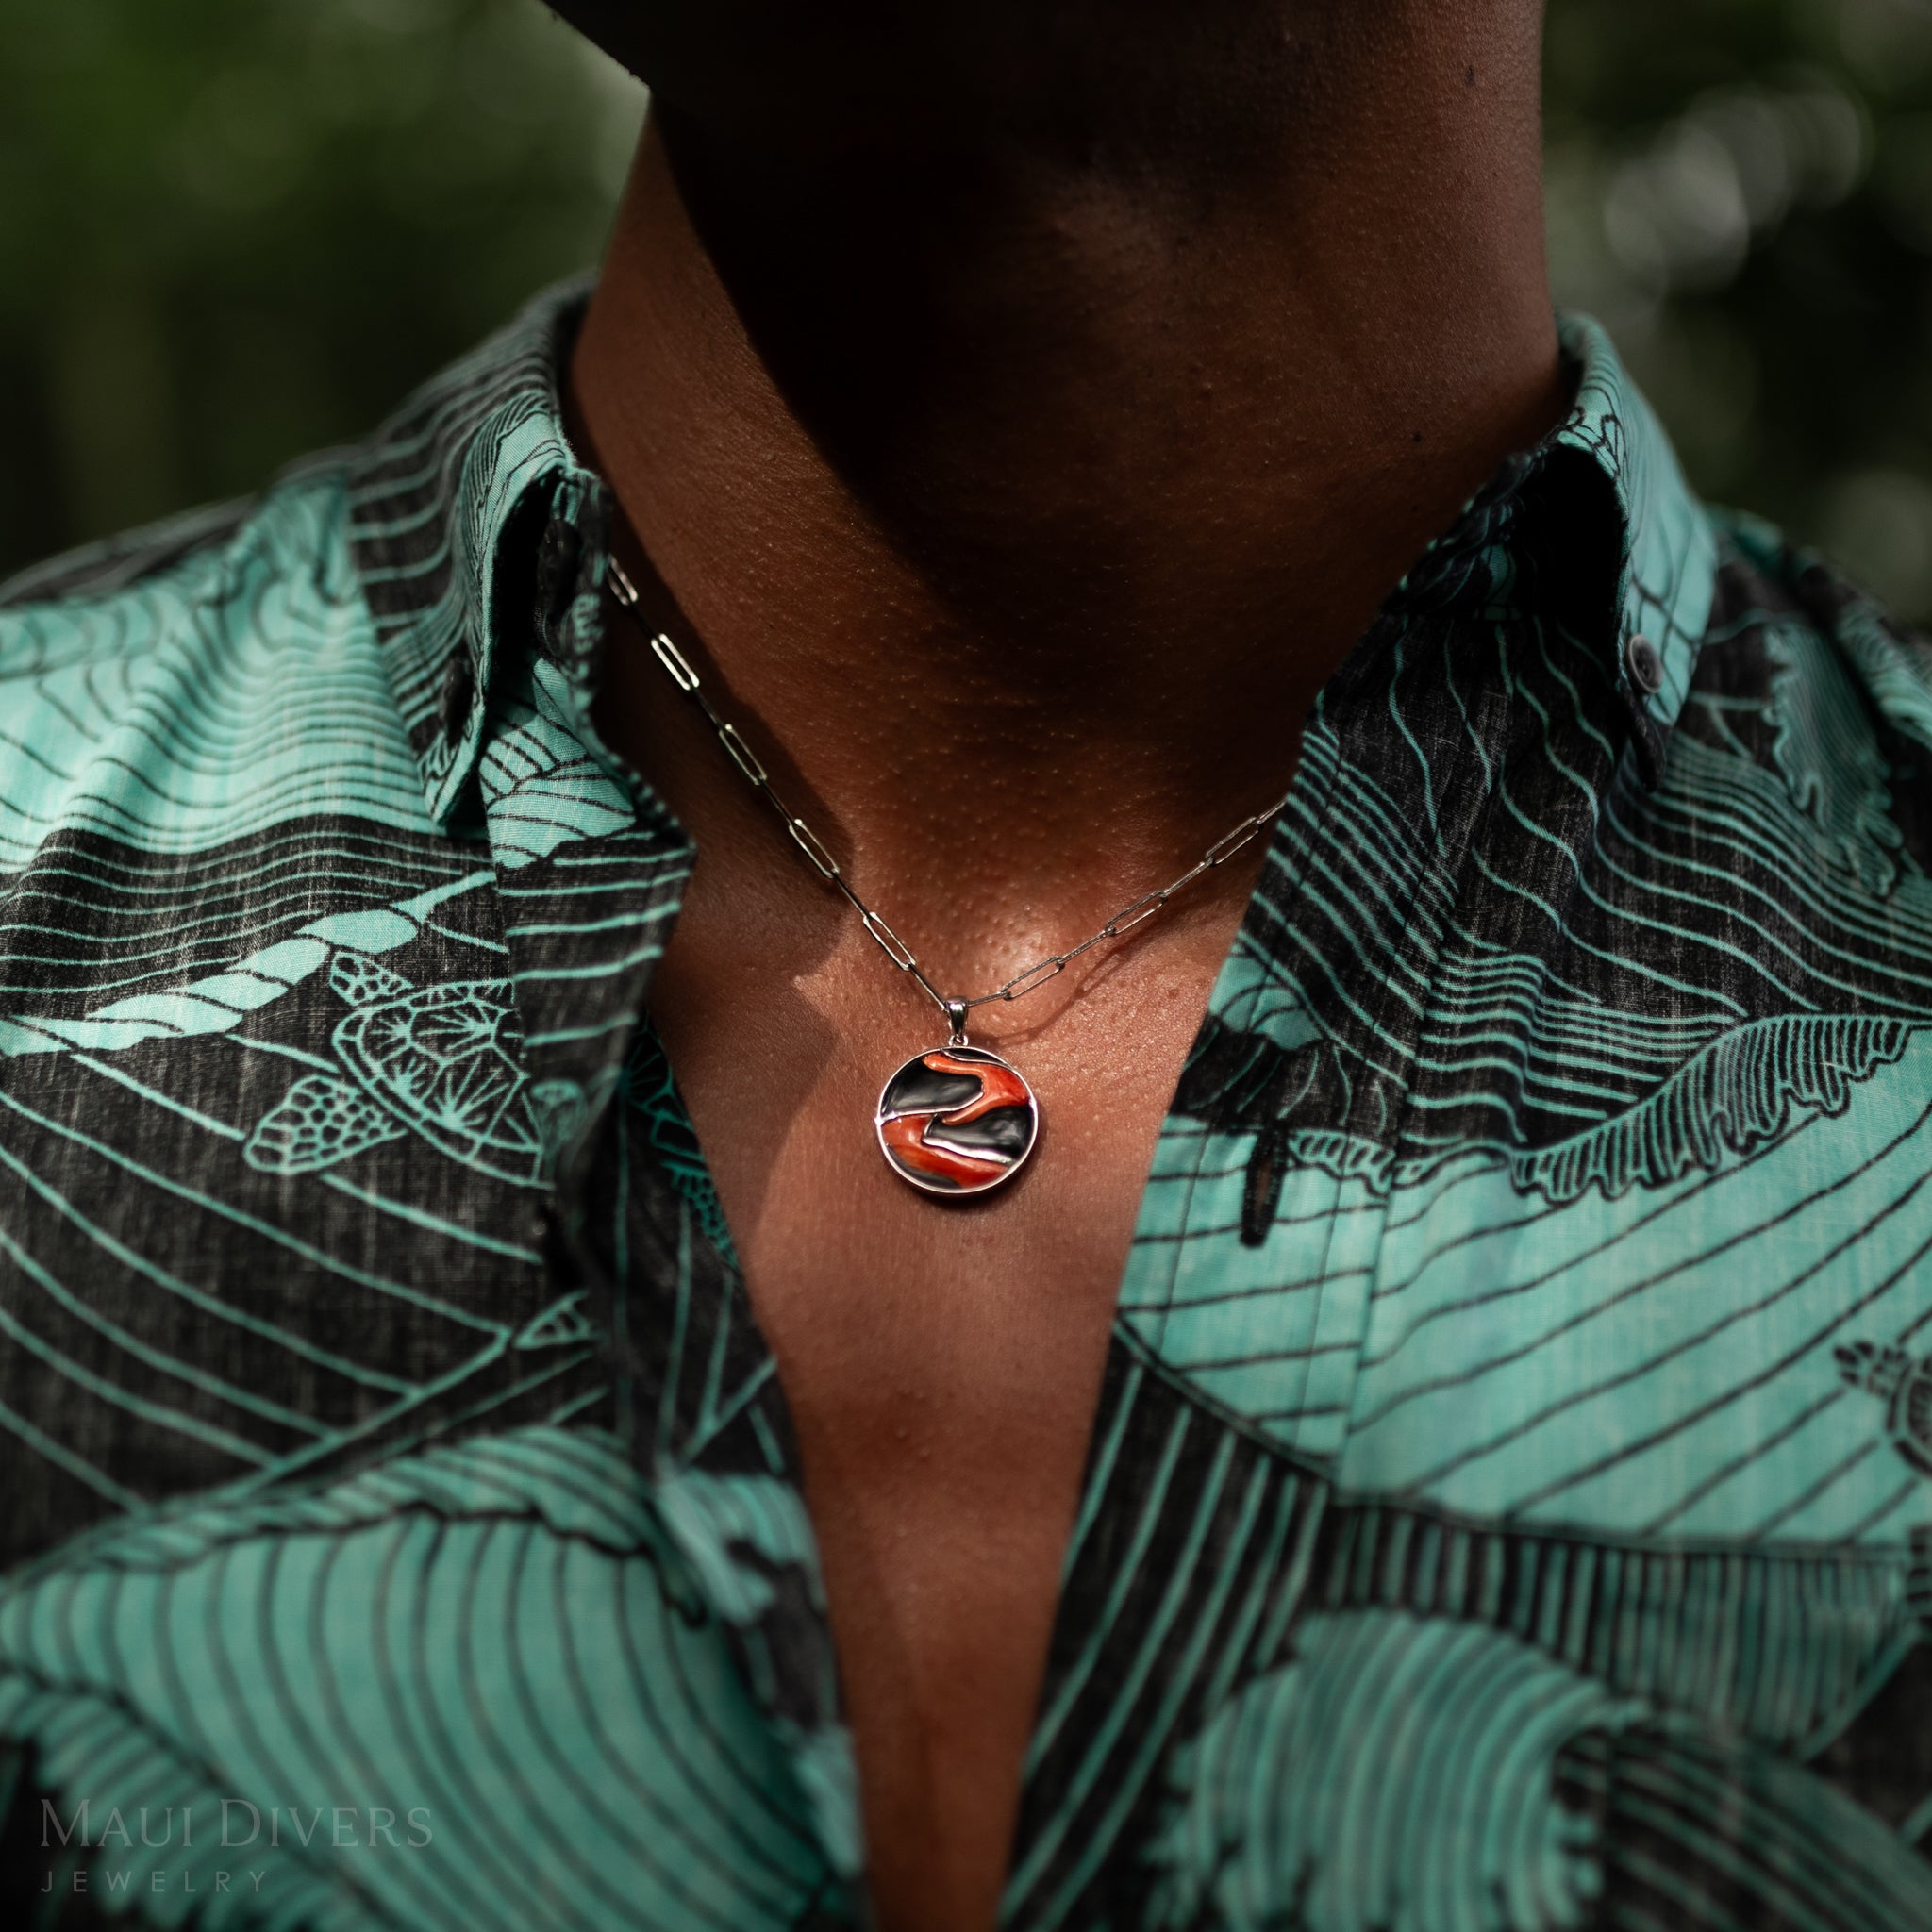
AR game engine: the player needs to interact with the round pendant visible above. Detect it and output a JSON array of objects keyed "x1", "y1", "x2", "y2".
[{"x1": 876, "y1": 1044, "x2": 1041, "y2": 1197}]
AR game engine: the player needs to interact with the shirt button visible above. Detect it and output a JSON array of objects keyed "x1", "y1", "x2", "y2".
[
  {"x1": 1624, "y1": 632, "x2": 1665, "y2": 696},
  {"x1": 437, "y1": 647, "x2": 475, "y2": 740}
]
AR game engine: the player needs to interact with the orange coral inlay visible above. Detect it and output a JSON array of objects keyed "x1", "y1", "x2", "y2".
[
  {"x1": 880, "y1": 1112, "x2": 1012, "y2": 1188},
  {"x1": 917, "y1": 1052, "x2": 1032, "y2": 1121}
]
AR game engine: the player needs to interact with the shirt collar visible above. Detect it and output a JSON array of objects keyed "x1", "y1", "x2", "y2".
[
  {"x1": 347, "y1": 287, "x2": 1720, "y2": 828},
  {"x1": 347, "y1": 277, "x2": 605, "y2": 826},
  {"x1": 1548, "y1": 311, "x2": 1720, "y2": 743}
]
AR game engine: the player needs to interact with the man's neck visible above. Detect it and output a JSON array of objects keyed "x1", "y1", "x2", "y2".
[{"x1": 570, "y1": 6, "x2": 1564, "y2": 900}]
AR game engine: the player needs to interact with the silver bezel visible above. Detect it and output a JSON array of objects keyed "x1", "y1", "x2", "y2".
[{"x1": 874, "y1": 1043, "x2": 1041, "y2": 1198}]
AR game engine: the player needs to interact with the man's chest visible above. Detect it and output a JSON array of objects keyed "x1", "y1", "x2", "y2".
[{"x1": 636, "y1": 891, "x2": 1247, "y2": 1923}]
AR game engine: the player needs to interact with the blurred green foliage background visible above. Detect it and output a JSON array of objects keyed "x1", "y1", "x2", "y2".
[
  {"x1": 0, "y1": 0, "x2": 642, "y2": 580},
  {"x1": 6, "y1": 0, "x2": 1932, "y2": 612}
]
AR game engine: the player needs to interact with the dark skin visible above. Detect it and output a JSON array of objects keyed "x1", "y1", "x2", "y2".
[{"x1": 560, "y1": 4, "x2": 1564, "y2": 1925}]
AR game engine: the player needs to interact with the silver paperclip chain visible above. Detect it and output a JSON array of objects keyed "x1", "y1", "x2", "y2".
[{"x1": 608, "y1": 558, "x2": 1291, "y2": 1024}]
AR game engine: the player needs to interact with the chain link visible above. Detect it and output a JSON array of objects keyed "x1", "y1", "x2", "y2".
[{"x1": 608, "y1": 558, "x2": 1290, "y2": 1024}]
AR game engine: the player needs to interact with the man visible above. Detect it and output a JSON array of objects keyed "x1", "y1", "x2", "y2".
[{"x1": 3, "y1": 0, "x2": 1932, "y2": 1925}]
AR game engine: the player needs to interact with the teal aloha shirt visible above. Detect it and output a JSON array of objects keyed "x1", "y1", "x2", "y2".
[{"x1": 5, "y1": 281, "x2": 1932, "y2": 1932}]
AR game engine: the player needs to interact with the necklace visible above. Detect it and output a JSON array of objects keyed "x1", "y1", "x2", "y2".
[{"x1": 608, "y1": 558, "x2": 1291, "y2": 1199}]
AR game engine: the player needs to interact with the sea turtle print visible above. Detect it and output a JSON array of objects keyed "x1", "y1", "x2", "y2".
[
  {"x1": 1838, "y1": 1341, "x2": 1932, "y2": 1477},
  {"x1": 244, "y1": 949, "x2": 580, "y2": 1185}
]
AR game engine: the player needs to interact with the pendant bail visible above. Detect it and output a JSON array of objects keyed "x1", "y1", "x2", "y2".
[{"x1": 945, "y1": 999, "x2": 969, "y2": 1048}]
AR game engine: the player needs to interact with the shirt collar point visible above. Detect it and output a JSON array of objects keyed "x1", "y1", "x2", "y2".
[
  {"x1": 1552, "y1": 311, "x2": 1720, "y2": 744},
  {"x1": 348, "y1": 276, "x2": 600, "y2": 828}
]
